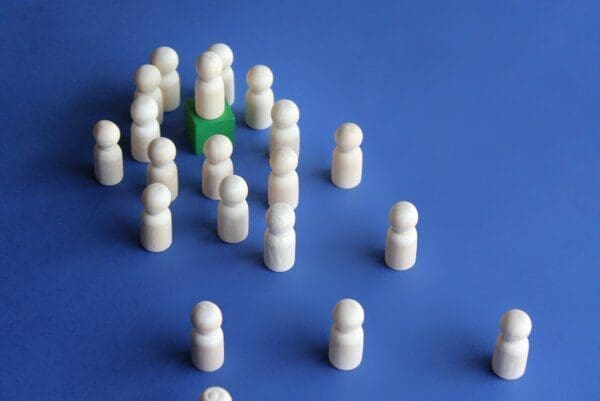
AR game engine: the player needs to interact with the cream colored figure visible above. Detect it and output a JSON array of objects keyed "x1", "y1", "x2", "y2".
[
  {"x1": 208, "y1": 43, "x2": 234, "y2": 106},
  {"x1": 93, "y1": 120, "x2": 123, "y2": 186},
  {"x1": 385, "y1": 201, "x2": 418, "y2": 270},
  {"x1": 190, "y1": 301, "x2": 225, "y2": 372},
  {"x1": 264, "y1": 203, "x2": 296, "y2": 272},
  {"x1": 202, "y1": 135, "x2": 234, "y2": 200},
  {"x1": 329, "y1": 299, "x2": 364, "y2": 371},
  {"x1": 217, "y1": 175, "x2": 249, "y2": 243},
  {"x1": 134, "y1": 64, "x2": 163, "y2": 123},
  {"x1": 147, "y1": 137, "x2": 178, "y2": 201},
  {"x1": 130, "y1": 94, "x2": 160, "y2": 162},
  {"x1": 268, "y1": 147, "x2": 299, "y2": 209},
  {"x1": 150, "y1": 46, "x2": 180, "y2": 112},
  {"x1": 245, "y1": 65, "x2": 274, "y2": 130},
  {"x1": 140, "y1": 183, "x2": 172, "y2": 252},
  {"x1": 195, "y1": 51, "x2": 225, "y2": 119},
  {"x1": 331, "y1": 122, "x2": 363, "y2": 189},
  {"x1": 270, "y1": 99, "x2": 300, "y2": 156},
  {"x1": 492, "y1": 309, "x2": 532, "y2": 380},
  {"x1": 199, "y1": 386, "x2": 232, "y2": 401}
]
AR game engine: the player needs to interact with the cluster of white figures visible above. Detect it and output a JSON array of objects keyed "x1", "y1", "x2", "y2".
[{"x1": 92, "y1": 42, "x2": 533, "y2": 397}]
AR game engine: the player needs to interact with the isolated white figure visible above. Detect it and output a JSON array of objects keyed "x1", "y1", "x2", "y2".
[
  {"x1": 264, "y1": 202, "x2": 296, "y2": 272},
  {"x1": 140, "y1": 183, "x2": 172, "y2": 252},
  {"x1": 190, "y1": 301, "x2": 225, "y2": 372},
  {"x1": 134, "y1": 64, "x2": 164, "y2": 123},
  {"x1": 130, "y1": 94, "x2": 160, "y2": 162},
  {"x1": 492, "y1": 309, "x2": 532, "y2": 380},
  {"x1": 270, "y1": 99, "x2": 300, "y2": 156},
  {"x1": 93, "y1": 120, "x2": 123, "y2": 186},
  {"x1": 218, "y1": 175, "x2": 249, "y2": 243},
  {"x1": 385, "y1": 201, "x2": 418, "y2": 270},
  {"x1": 268, "y1": 147, "x2": 299, "y2": 209},
  {"x1": 208, "y1": 43, "x2": 235, "y2": 106},
  {"x1": 331, "y1": 122, "x2": 363, "y2": 189},
  {"x1": 245, "y1": 65, "x2": 274, "y2": 129},
  {"x1": 199, "y1": 386, "x2": 232, "y2": 401},
  {"x1": 150, "y1": 46, "x2": 180, "y2": 112},
  {"x1": 147, "y1": 137, "x2": 178, "y2": 201},
  {"x1": 329, "y1": 299, "x2": 364, "y2": 370},
  {"x1": 202, "y1": 134, "x2": 234, "y2": 200},
  {"x1": 195, "y1": 51, "x2": 225, "y2": 119}
]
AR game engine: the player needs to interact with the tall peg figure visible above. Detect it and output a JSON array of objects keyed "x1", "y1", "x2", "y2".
[
  {"x1": 270, "y1": 99, "x2": 300, "y2": 156},
  {"x1": 208, "y1": 43, "x2": 235, "y2": 106},
  {"x1": 492, "y1": 309, "x2": 532, "y2": 380},
  {"x1": 385, "y1": 201, "x2": 418, "y2": 270},
  {"x1": 150, "y1": 46, "x2": 180, "y2": 112},
  {"x1": 130, "y1": 94, "x2": 160, "y2": 162},
  {"x1": 331, "y1": 122, "x2": 363, "y2": 189},
  {"x1": 202, "y1": 134, "x2": 234, "y2": 200},
  {"x1": 93, "y1": 120, "x2": 123, "y2": 186},
  {"x1": 217, "y1": 175, "x2": 249, "y2": 243},
  {"x1": 329, "y1": 299, "x2": 364, "y2": 371},
  {"x1": 199, "y1": 387, "x2": 232, "y2": 401},
  {"x1": 190, "y1": 301, "x2": 225, "y2": 372},
  {"x1": 264, "y1": 202, "x2": 296, "y2": 272},
  {"x1": 147, "y1": 137, "x2": 178, "y2": 201},
  {"x1": 268, "y1": 147, "x2": 299, "y2": 209},
  {"x1": 195, "y1": 51, "x2": 225, "y2": 120},
  {"x1": 245, "y1": 65, "x2": 274, "y2": 130},
  {"x1": 134, "y1": 64, "x2": 164, "y2": 123},
  {"x1": 140, "y1": 183, "x2": 172, "y2": 252}
]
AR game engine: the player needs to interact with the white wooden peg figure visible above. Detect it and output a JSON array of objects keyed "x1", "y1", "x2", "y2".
[
  {"x1": 268, "y1": 147, "x2": 299, "y2": 209},
  {"x1": 208, "y1": 43, "x2": 235, "y2": 106},
  {"x1": 270, "y1": 99, "x2": 300, "y2": 156},
  {"x1": 245, "y1": 65, "x2": 274, "y2": 129},
  {"x1": 150, "y1": 46, "x2": 180, "y2": 112},
  {"x1": 93, "y1": 120, "x2": 123, "y2": 186},
  {"x1": 217, "y1": 175, "x2": 249, "y2": 243},
  {"x1": 329, "y1": 299, "x2": 364, "y2": 370},
  {"x1": 202, "y1": 134, "x2": 234, "y2": 200},
  {"x1": 331, "y1": 122, "x2": 363, "y2": 189},
  {"x1": 264, "y1": 202, "x2": 296, "y2": 272},
  {"x1": 199, "y1": 387, "x2": 232, "y2": 401},
  {"x1": 147, "y1": 137, "x2": 178, "y2": 201},
  {"x1": 130, "y1": 94, "x2": 160, "y2": 162},
  {"x1": 195, "y1": 51, "x2": 225, "y2": 120},
  {"x1": 140, "y1": 183, "x2": 172, "y2": 252},
  {"x1": 492, "y1": 309, "x2": 532, "y2": 380},
  {"x1": 385, "y1": 201, "x2": 418, "y2": 270},
  {"x1": 134, "y1": 64, "x2": 164, "y2": 123},
  {"x1": 190, "y1": 301, "x2": 225, "y2": 372}
]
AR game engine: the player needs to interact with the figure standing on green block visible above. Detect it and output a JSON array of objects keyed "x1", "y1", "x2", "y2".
[{"x1": 195, "y1": 51, "x2": 225, "y2": 120}]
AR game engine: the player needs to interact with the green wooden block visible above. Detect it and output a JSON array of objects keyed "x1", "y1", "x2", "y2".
[{"x1": 185, "y1": 98, "x2": 236, "y2": 155}]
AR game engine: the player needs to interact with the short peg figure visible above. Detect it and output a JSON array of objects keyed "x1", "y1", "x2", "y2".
[
  {"x1": 270, "y1": 99, "x2": 300, "y2": 156},
  {"x1": 199, "y1": 386, "x2": 232, "y2": 401},
  {"x1": 329, "y1": 299, "x2": 364, "y2": 371},
  {"x1": 202, "y1": 134, "x2": 234, "y2": 200},
  {"x1": 492, "y1": 309, "x2": 532, "y2": 380},
  {"x1": 150, "y1": 46, "x2": 180, "y2": 112},
  {"x1": 268, "y1": 147, "x2": 299, "y2": 209},
  {"x1": 130, "y1": 94, "x2": 160, "y2": 162},
  {"x1": 140, "y1": 183, "x2": 172, "y2": 252},
  {"x1": 195, "y1": 51, "x2": 225, "y2": 120},
  {"x1": 264, "y1": 202, "x2": 296, "y2": 272},
  {"x1": 385, "y1": 201, "x2": 418, "y2": 270},
  {"x1": 217, "y1": 175, "x2": 249, "y2": 243},
  {"x1": 331, "y1": 123, "x2": 363, "y2": 189},
  {"x1": 147, "y1": 137, "x2": 178, "y2": 201},
  {"x1": 208, "y1": 43, "x2": 235, "y2": 106},
  {"x1": 134, "y1": 64, "x2": 164, "y2": 123},
  {"x1": 245, "y1": 65, "x2": 274, "y2": 130},
  {"x1": 191, "y1": 301, "x2": 225, "y2": 372},
  {"x1": 93, "y1": 120, "x2": 123, "y2": 186}
]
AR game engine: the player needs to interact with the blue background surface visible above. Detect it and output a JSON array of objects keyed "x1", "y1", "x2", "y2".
[{"x1": 1, "y1": 1, "x2": 599, "y2": 400}]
